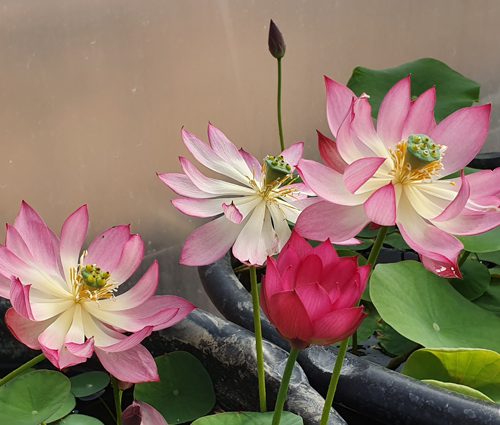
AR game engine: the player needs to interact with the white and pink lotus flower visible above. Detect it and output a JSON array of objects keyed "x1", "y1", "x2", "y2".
[
  {"x1": 296, "y1": 76, "x2": 500, "y2": 278},
  {"x1": 0, "y1": 202, "x2": 195, "y2": 383}
]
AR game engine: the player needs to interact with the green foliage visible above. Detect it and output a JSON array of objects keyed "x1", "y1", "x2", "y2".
[
  {"x1": 135, "y1": 352, "x2": 215, "y2": 424},
  {"x1": 192, "y1": 412, "x2": 303, "y2": 425},
  {"x1": 57, "y1": 414, "x2": 105, "y2": 424},
  {"x1": 474, "y1": 278, "x2": 500, "y2": 316},
  {"x1": 383, "y1": 232, "x2": 410, "y2": 251},
  {"x1": 46, "y1": 393, "x2": 76, "y2": 423},
  {"x1": 376, "y1": 322, "x2": 419, "y2": 357},
  {"x1": 459, "y1": 227, "x2": 500, "y2": 253},
  {"x1": 422, "y1": 380, "x2": 493, "y2": 402},
  {"x1": 347, "y1": 58, "x2": 480, "y2": 121},
  {"x1": 0, "y1": 370, "x2": 71, "y2": 425},
  {"x1": 403, "y1": 348, "x2": 500, "y2": 403},
  {"x1": 370, "y1": 261, "x2": 500, "y2": 351},
  {"x1": 70, "y1": 371, "x2": 110, "y2": 398},
  {"x1": 450, "y1": 259, "x2": 490, "y2": 301}
]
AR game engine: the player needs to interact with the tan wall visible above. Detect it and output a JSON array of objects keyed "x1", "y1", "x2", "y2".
[{"x1": 0, "y1": 0, "x2": 499, "y2": 309}]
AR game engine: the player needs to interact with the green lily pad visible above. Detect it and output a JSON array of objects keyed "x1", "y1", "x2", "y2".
[
  {"x1": 403, "y1": 348, "x2": 500, "y2": 402},
  {"x1": 347, "y1": 58, "x2": 480, "y2": 121},
  {"x1": 478, "y1": 251, "x2": 500, "y2": 265},
  {"x1": 370, "y1": 261, "x2": 500, "y2": 351},
  {"x1": 134, "y1": 351, "x2": 215, "y2": 424},
  {"x1": 376, "y1": 321, "x2": 419, "y2": 357},
  {"x1": 383, "y1": 232, "x2": 410, "y2": 251},
  {"x1": 450, "y1": 259, "x2": 490, "y2": 300},
  {"x1": 357, "y1": 302, "x2": 380, "y2": 342},
  {"x1": 474, "y1": 278, "x2": 500, "y2": 315},
  {"x1": 459, "y1": 227, "x2": 500, "y2": 253},
  {"x1": 70, "y1": 372, "x2": 110, "y2": 398},
  {"x1": 0, "y1": 370, "x2": 71, "y2": 425},
  {"x1": 46, "y1": 393, "x2": 76, "y2": 423},
  {"x1": 422, "y1": 379, "x2": 493, "y2": 403},
  {"x1": 58, "y1": 414, "x2": 105, "y2": 424},
  {"x1": 192, "y1": 412, "x2": 303, "y2": 425}
]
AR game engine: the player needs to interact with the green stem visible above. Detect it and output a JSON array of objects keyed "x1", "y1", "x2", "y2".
[
  {"x1": 250, "y1": 266, "x2": 267, "y2": 412},
  {"x1": 272, "y1": 347, "x2": 300, "y2": 425},
  {"x1": 277, "y1": 57, "x2": 285, "y2": 152},
  {"x1": 111, "y1": 377, "x2": 123, "y2": 425},
  {"x1": 367, "y1": 226, "x2": 389, "y2": 266},
  {"x1": 100, "y1": 396, "x2": 117, "y2": 422},
  {"x1": 319, "y1": 338, "x2": 349, "y2": 425},
  {"x1": 458, "y1": 250, "x2": 470, "y2": 267},
  {"x1": 0, "y1": 353, "x2": 45, "y2": 386}
]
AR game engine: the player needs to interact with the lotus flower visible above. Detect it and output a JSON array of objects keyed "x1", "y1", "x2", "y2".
[
  {"x1": 260, "y1": 232, "x2": 369, "y2": 349},
  {"x1": 123, "y1": 401, "x2": 168, "y2": 425},
  {"x1": 158, "y1": 123, "x2": 313, "y2": 266},
  {"x1": 296, "y1": 76, "x2": 500, "y2": 278},
  {"x1": 0, "y1": 202, "x2": 195, "y2": 383}
]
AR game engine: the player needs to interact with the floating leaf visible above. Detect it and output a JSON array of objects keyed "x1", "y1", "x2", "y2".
[
  {"x1": 58, "y1": 414, "x2": 105, "y2": 424},
  {"x1": 134, "y1": 352, "x2": 215, "y2": 424},
  {"x1": 474, "y1": 278, "x2": 500, "y2": 316},
  {"x1": 70, "y1": 371, "x2": 110, "y2": 398},
  {"x1": 478, "y1": 251, "x2": 500, "y2": 265},
  {"x1": 347, "y1": 58, "x2": 480, "y2": 121},
  {"x1": 403, "y1": 348, "x2": 500, "y2": 402},
  {"x1": 192, "y1": 412, "x2": 303, "y2": 425},
  {"x1": 46, "y1": 393, "x2": 75, "y2": 423},
  {"x1": 459, "y1": 228, "x2": 500, "y2": 253},
  {"x1": 422, "y1": 380, "x2": 493, "y2": 403},
  {"x1": 370, "y1": 261, "x2": 500, "y2": 351},
  {"x1": 376, "y1": 321, "x2": 419, "y2": 357},
  {"x1": 383, "y1": 232, "x2": 410, "y2": 251},
  {"x1": 0, "y1": 370, "x2": 71, "y2": 425},
  {"x1": 357, "y1": 302, "x2": 380, "y2": 342},
  {"x1": 449, "y1": 259, "x2": 490, "y2": 300}
]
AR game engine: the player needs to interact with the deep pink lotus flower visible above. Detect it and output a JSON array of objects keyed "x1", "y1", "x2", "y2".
[
  {"x1": 0, "y1": 202, "x2": 195, "y2": 383},
  {"x1": 158, "y1": 123, "x2": 313, "y2": 266},
  {"x1": 296, "y1": 76, "x2": 499, "y2": 278},
  {"x1": 123, "y1": 401, "x2": 168, "y2": 425},
  {"x1": 260, "y1": 232, "x2": 369, "y2": 349}
]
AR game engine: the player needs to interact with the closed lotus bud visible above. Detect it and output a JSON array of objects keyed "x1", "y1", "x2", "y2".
[
  {"x1": 123, "y1": 401, "x2": 168, "y2": 425},
  {"x1": 268, "y1": 19, "x2": 286, "y2": 59},
  {"x1": 261, "y1": 231, "x2": 369, "y2": 349}
]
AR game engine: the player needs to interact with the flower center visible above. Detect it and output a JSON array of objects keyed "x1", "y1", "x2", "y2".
[
  {"x1": 257, "y1": 156, "x2": 299, "y2": 203},
  {"x1": 70, "y1": 251, "x2": 118, "y2": 303},
  {"x1": 390, "y1": 134, "x2": 446, "y2": 185}
]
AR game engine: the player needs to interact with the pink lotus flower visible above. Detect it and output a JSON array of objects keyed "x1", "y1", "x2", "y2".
[
  {"x1": 123, "y1": 401, "x2": 168, "y2": 425},
  {"x1": 260, "y1": 232, "x2": 369, "y2": 349},
  {"x1": 0, "y1": 202, "x2": 195, "y2": 383},
  {"x1": 296, "y1": 76, "x2": 499, "y2": 278},
  {"x1": 158, "y1": 123, "x2": 312, "y2": 266}
]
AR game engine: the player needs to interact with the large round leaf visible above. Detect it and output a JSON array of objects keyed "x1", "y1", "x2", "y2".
[
  {"x1": 70, "y1": 371, "x2": 110, "y2": 398},
  {"x1": 347, "y1": 58, "x2": 480, "y2": 121},
  {"x1": 134, "y1": 351, "x2": 215, "y2": 424},
  {"x1": 449, "y1": 259, "x2": 490, "y2": 300},
  {"x1": 370, "y1": 261, "x2": 500, "y2": 351},
  {"x1": 46, "y1": 393, "x2": 75, "y2": 423},
  {"x1": 192, "y1": 412, "x2": 303, "y2": 425},
  {"x1": 58, "y1": 414, "x2": 105, "y2": 424},
  {"x1": 0, "y1": 370, "x2": 71, "y2": 425},
  {"x1": 474, "y1": 278, "x2": 500, "y2": 315},
  {"x1": 459, "y1": 227, "x2": 500, "y2": 253},
  {"x1": 422, "y1": 380, "x2": 493, "y2": 403},
  {"x1": 403, "y1": 348, "x2": 500, "y2": 402}
]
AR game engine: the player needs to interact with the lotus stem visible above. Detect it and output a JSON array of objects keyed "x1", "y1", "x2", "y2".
[
  {"x1": 0, "y1": 353, "x2": 45, "y2": 386},
  {"x1": 272, "y1": 347, "x2": 300, "y2": 425}
]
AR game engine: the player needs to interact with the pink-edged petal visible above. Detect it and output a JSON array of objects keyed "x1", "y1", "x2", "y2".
[
  {"x1": 65, "y1": 338, "x2": 94, "y2": 358},
  {"x1": 38, "y1": 307, "x2": 75, "y2": 350},
  {"x1": 4, "y1": 307, "x2": 53, "y2": 350},
  {"x1": 430, "y1": 104, "x2": 491, "y2": 175},
  {"x1": 433, "y1": 171, "x2": 470, "y2": 222},
  {"x1": 5, "y1": 224, "x2": 33, "y2": 263},
  {"x1": 85, "y1": 225, "x2": 131, "y2": 272},
  {"x1": 10, "y1": 277, "x2": 34, "y2": 320},
  {"x1": 351, "y1": 96, "x2": 388, "y2": 157},
  {"x1": 0, "y1": 273, "x2": 9, "y2": 298},
  {"x1": 281, "y1": 142, "x2": 304, "y2": 168},
  {"x1": 13, "y1": 201, "x2": 62, "y2": 276},
  {"x1": 433, "y1": 209, "x2": 500, "y2": 236},
  {"x1": 60, "y1": 205, "x2": 88, "y2": 283},
  {"x1": 239, "y1": 148, "x2": 263, "y2": 182},
  {"x1": 343, "y1": 157, "x2": 386, "y2": 193},
  {"x1": 465, "y1": 168, "x2": 500, "y2": 206},
  {"x1": 297, "y1": 159, "x2": 367, "y2": 206},
  {"x1": 325, "y1": 76, "x2": 356, "y2": 137},
  {"x1": 42, "y1": 344, "x2": 90, "y2": 370},
  {"x1": 317, "y1": 130, "x2": 347, "y2": 173},
  {"x1": 402, "y1": 87, "x2": 437, "y2": 138},
  {"x1": 123, "y1": 401, "x2": 168, "y2": 425},
  {"x1": 108, "y1": 235, "x2": 144, "y2": 284},
  {"x1": 97, "y1": 261, "x2": 159, "y2": 312},
  {"x1": 278, "y1": 231, "x2": 314, "y2": 267},
  {"x1": 364, "y1": 183, "x2": 397, "y2": 226},
  {"x1": 180, "y1": 215, "x2": 241, "y2": 266},
  {"x1": 296, "y1": 201, "x2": 370, "y2": 243},
  {"x1": 268, "y1": 290, "x2": 314, "y2": 343},
  {"x1": 157, "y1": 172, "x2": 212, "y2": 198},
  {"x1": 376, "y1": 76, "x2": 411, "y2": 147},
  {"x1": 312, "y1": 306, "x2": 366, "y2": 345},
  {"x1": 99, "y1": 326, "x2": 153, "y2": 352},
  {"x1": 173, "y1": 197, "x2": 231, "y2": 218},
  {"x1": 312, "y1": 240, "x2": 339, "y2": 265},
  {"x1": 420, "y1": 255, "x2": 462, "y2": 279},
  {"x1": 295, "y1": 282, "x2": 332, "y2": 321},
  {"x1": 96, "y1": 344, "x2": 160, "y2": 383},
  {"x1": 222, "y1": 202, "x2": 243, "y2": 224}
]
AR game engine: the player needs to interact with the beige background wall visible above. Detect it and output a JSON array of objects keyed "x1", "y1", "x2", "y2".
[{"x1": 0, "y1": 0, "x2": 499, "y2": 309}]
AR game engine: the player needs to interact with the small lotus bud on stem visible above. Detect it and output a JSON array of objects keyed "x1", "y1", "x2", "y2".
[{"x1": 268, "y1": 19, "x2": 286, "y2": 59}]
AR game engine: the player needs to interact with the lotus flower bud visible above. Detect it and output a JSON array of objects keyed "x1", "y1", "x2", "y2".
[{"x1": 268, "y1": 19, "x2": 286, "y2": 59}]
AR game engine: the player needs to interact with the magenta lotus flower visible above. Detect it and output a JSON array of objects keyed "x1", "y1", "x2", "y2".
[
  {"x1": 158, "y1": 123, "x2": 313, "y2": 266},
  {"x1": 260, "y1": 232, "x2": 369, "y2": 349},
  {"x1": 0, "y1": 202, "x2": 195, "y2": 383},
  {"x1": 123, "y1": 401, "x2": 168, "y2": 425},
  {"x1": 296, "y1": 76, "x2": 499, "y2": 278}
]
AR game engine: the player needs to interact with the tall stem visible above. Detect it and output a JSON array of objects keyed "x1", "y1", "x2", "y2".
[
  {"x1": 458, "y1": 250, "x2": 470, "y2": 267},
  {"x1": 272, "y1": 347, "x2": 300, "y2": 425},
  {"x1": 277, "y1": 57, "x2": 285, "y2": 152},
  {"x1": 111, "y1": 377, "x2": 123, "y2": 425},
  {"x1": 0, "y1": 353, "x2": 46, "y2": 386},
  {"x1": 250, "y1": 266, "x2": 267, "y2": 412},
  {"x1": 319, "y1": 338, "x2": 349, "y2": 425}
]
